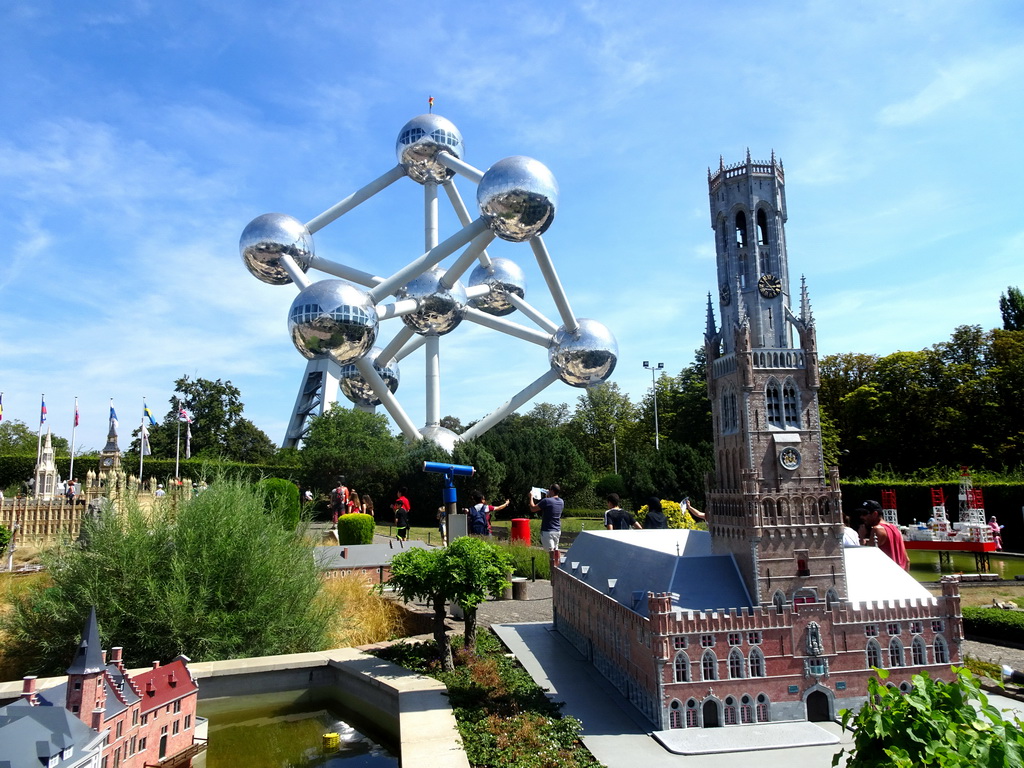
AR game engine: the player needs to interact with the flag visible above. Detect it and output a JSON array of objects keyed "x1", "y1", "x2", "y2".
[
  {"x1": 428, "y1": 95, "x2": 434, "y2": 110},
  {"x1": 179, "y1": 407, "x2": 192, "y2": 423},
  {"x1": 40, "y1": 396, "x2": 47, "y2": 425},
  {"x1": 74, "y1": 398, "x2": 79, "y2": 427},
  {"x1": 144, "y1": 401, "x2": 157, "y2": 427},
  {"x1": 140, "y1": 423, "x2": 152, "y2": 456},
  {"x1": 185, "y1": 421, "x2": 192, "y2": 459},
  {"x1": 0, "y1": 393, "x2": 4, "y2": 423},
  {"x1": 109, "y1": 403, "x2": 119, "y2": 435}
]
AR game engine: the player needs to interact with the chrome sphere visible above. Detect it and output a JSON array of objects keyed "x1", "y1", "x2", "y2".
[
  {"x1": 339, "y1": 347, "x2": 400, "y2": 408},
  {"x1": 399, "y1": 267, "x2": 467, "y2": 336},
  {"x1": 288, "y1": 280, "x2": 378, "y2": 364},
  {"x1": 477, "y1": 156, "x2": 558, "y2": 242},
  {"x1": 548, "y1": 318, "x2": 618, "y2": 388},
  {"x1": 468, "y1": 258, "x2": 526, "y2": 316},
  {"x1": 240, "y1": 213, "x2": 313, "y2": 285},
  {"x1": 418, "y1": 424, "x2": 460, "y2": 454},
  {"x1": 396, "y1": 114, "x2": 464, "y2": 184}
]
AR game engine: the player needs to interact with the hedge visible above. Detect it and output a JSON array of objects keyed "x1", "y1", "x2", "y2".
[
  {"x1": 338, "y1": 513, "x2": 375, "y2": 545},
  {"x1": 961, "y1": 606, "x2": 1024, "y2": 645},
  {"x1": 257, "y1": 478, "x2": 301, "y2": 531}
]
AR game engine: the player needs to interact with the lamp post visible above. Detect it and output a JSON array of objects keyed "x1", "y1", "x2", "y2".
[
  {"x1": 643, "y1": 361, "x2": 664, "y2": 450},
  {"x1": 610, "y1": 424, "x2": 618, "y2": 474}
]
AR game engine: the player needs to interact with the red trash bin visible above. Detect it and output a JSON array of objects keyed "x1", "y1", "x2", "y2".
[{"x1": 510, "y1": 518, "x2": 531, "y2": 545}]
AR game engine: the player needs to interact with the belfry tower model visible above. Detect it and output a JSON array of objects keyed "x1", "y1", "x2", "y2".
[{"x1": 703, "y1": 152, "x2": 846, "y2": 608}]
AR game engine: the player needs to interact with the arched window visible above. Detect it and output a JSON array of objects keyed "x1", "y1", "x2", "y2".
[
  {"x1": 685, "y1": 699, "x2": 698, "y2": 728},
  {"x1": 735, "y1": 211, "x2": 748, "y2": 248},
  {"x1": 773, "y1": 590, "x2": 786, "y2": 614},
  {"x1": 766, "y1": 380, "x2": 782, "y2": 427},
  {"x1": 749, "y1": 647, "x2": 766, "y2": 677},
  {"x1": 912, "y1": 637, "x2": 927, "y2": 666},
  {"x1": 724, "y1": 696, "x2": 738, "y2": 725},
  {"x1": 669, "y1": 699, "x2": 682, "y2": 729},
  {"x1": 899, "y1": 681, "x2": 912, "y2": 693},
  {"x1": 826, "y1": 589, "x2": 839, "y2": 611},
  {"x1": 757, "y1": 209, "x2": 769, "y2": 246},
  {"x1": 702, "y1": 650, "x2": 718, "y2": 681},
  {"x1": 866, "y1": 639, "x2": 883, "y2": 669},
  {"x1": 888, "y1": 638, "x2": 904, "y2": 667},
  {"x1": 729, "y1": 648, "x2": 745, "y2": 679},
  {"x1": 740, "y1": 695, "x2": 754, "y2": 724},
  {"x1": 674, "y1": 652, "x2": 690, "y2": 682},
  {"x1": 934, "y1": 635, "x2": 949, "y2": 664},
  {"x1": 755, "y1": 693, "x2": 770, "y2": 722},
  {"x1": 783, "y1": 380, "x2": 800, "y2": 427}
]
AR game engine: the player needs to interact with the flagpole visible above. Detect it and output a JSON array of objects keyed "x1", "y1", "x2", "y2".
[
  {"x1": 175, "y1": 398, "x2": 181, "y2": 479},
  {"x1": 35, "y1": 394, "x2": 44, "y2": 481},
  {"x1": 138, "y1": 406, "x2": 145, "y2": 481},
  {"x1": 69, "y1": 397, "x2": 78, "y2": 485}
]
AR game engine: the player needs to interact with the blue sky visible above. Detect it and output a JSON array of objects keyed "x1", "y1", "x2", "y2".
[{"x1": 2, "y1": 1, "x2": 1023, "y2": 453}]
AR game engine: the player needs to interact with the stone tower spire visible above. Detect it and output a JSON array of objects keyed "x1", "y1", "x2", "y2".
[
  {"x1": 704, "y1": 153, "x2": 845, "y2": 606},
  {"x1": 33, "y1": 429, "x2": 58, "y2": 499},
  {"x1": 65, "y1": 607, "x2": 107, "y2": 723}
]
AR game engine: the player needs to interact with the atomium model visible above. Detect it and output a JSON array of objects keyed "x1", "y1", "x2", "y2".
[{"x1": 241, "y1": 111, "x2": 617, "y2": 452}]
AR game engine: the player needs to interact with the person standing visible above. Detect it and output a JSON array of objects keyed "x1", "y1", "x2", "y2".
[
  {"x1": 468, "y1": 490, "x2": 510, "y2": 536},
  {"x1": 392, "y1": 487, "x2": 410, "y2": 541},
  {"x1": 361, "y1": 493, "x2": 374, "y2": 520},
  {"x1": 331, "y1": 478, "x2": 349, "y2": 524},
  {"x1": 856, "y1": 500, "x2": 909, "y2": 570},
  {"x1": 643, "y1": 496, "x2": 668, "y2": 529},
  {"x1": 604, "y1": 494, "x2": 641, "y2": 530},
  {"x1": 529, "y1": 484, "x2": 564, "y2": 568}
]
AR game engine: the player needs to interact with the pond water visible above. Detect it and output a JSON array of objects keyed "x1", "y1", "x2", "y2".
[
  {"x1": 908, "y1": 550, "x2": 1024, "y2": 581},
  {"x1": 197, "y1": 695, "x2": 398, "y2": 768}
]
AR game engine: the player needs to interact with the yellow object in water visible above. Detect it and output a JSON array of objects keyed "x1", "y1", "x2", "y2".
[{"x1": 322, "y1": 732, "x2": 340, "y2": 751}]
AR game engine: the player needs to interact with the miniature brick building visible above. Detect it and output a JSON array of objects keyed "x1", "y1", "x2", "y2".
[
  {"x1": 0, "y1": 607, "x2": 203, "y2": 768},
  {"x1": 552, "y1": 154, "x2": 963, "y2": 730}
]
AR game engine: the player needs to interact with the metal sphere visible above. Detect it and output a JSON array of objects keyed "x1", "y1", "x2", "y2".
[
  {"x1": 468, "y1": 258, "x2": 526, "y2": 316},
  {"x1": 399, "y1": 267, "x2": 467, "y2": 336},
  {"x1": 477, "y1": 156, "x2": 558, "y2": 242},
  {"x1": 240, "y1": 213, "x2": 313, "y2": 285},
  {"x1": 339, "y1": 347, "x2": 400, "y2": 408},
  {"x1": 396, "y1": 114, "x2": 464, "y2": 184},
  {"x1": 418, "y1": 425, "x2": 460, "y2": 454},
  {"x1": 548, "y1": 318, "x2": 618, "y2": 388},
  {"x1": 288, "y1": 280, "x2": 378, "y2": 364}
]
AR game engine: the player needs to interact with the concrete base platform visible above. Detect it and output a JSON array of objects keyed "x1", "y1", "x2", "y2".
[{"x1": 653, "y1": 721, "x2": 838, "y2": 755}]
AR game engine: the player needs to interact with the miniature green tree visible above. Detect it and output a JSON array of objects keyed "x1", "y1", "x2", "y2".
[
  {"x1": 338, "y1": 512, "x2": 375, "y2": 545},
  {"x1": 833, "y1": 667, "x2": 1024, "y2": 767},
  {"x1": 386, "y1": 538, "x2": 512, "y2": 670}
]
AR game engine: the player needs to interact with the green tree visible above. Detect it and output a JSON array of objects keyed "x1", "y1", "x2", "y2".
[
  {"x1": 452, "y1": 439, "x2": 506, "y2": 507},
  {"x1": 0, "y1": 419, "x2": 70, "y2": 455},
  {"x1": 300, "y1": 405, "x2": 403, "y2": 503},
  {"x1": 1000, "y1": 285, "x2": 1024, "y2": 331},
  {"x1": 0, "y1": 524, "x2": 11, "y2": 559},
  {"x1": 133, "y1": 376, "x2": 275, "y2": 463},
  {"x1": 564, "y1": 382, "x2": 637, "y2": 473},
  {"x1": 833, "y1": 667, "x2": 1024, "y2": 767},
  {"x1": 386, "y1": 538, "x2": 512, "y2": 669},
  {"x1": 2, "y1": 477, "x2": 331, "y2": 674},
  {"x1": 257, "y1": 477, "x2": 301, "y2": 530}
]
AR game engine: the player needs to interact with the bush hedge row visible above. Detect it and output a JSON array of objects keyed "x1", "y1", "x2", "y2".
[
  {"x1": 961, "y1": 606, "x2": 1024, "y2": 645},
  {"x1": 338, "y1": 513, "x2": 375, "y2": 545}
]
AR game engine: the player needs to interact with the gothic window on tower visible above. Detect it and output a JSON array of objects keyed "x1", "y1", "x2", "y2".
[
  {"x1": 783, "y1": 380, "x2": 800, "y2": 427},
  {"x1": 866, "y1": 639, "x2": 884, "y2": 669},
  {"x1": 757, "y1": 208, "x2": 770, "y2": 247},
  {"x1": 735, "y1": 211, "x2": 748, "y2": 247},
  {"x1": 766, "y1": 380, "x2": 782, "y2": 428}
]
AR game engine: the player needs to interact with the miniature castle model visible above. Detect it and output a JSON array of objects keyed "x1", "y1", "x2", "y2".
[
  {"x1": 0, "y1": 608, "x2": 203, "y2": 767},
  {"x1": 552, "y1": 153, "x2": 962, "y2": 730}
]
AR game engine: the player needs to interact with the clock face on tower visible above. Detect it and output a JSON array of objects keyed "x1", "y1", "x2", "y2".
[
  {"x1": 758, "y1": 273, "x2": 782, "y2": 298},
  {"x1": 101, "y1": 457, "x2": 113, "y2": 467},
  {"x1": 719, "y1": 283, "x2": 732, "y2": 306},
  {"x1": 779, "y1": 447, "x2": 801, "y2": 471}
]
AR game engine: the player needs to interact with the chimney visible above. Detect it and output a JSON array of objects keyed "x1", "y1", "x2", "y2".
[
  {"x1": 101, "y1": 650, "x2": 107, "y2": 664},
  {"x1": 342, "y1": 547, "x2": 349, "y2": 559},
  {"x1": 111, "y1": 647, "x2": 123, "y2": 663},
  {"x1": 91, "y1": 708, "x2": 104, "y2": 731},
  {"x1": 151, "y1": 660, "x2": 160, "y2": 669},
  {"x1": 21, "y1": 676, "x2": 38, "y2": 705}
]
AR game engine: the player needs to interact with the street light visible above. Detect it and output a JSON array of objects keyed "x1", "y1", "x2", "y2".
[
  {"x1": 643, "y1": 361, "x2": 664, "y2": 450},
  {"x1": 610, "y1": 424, "x2": 618, "y2": 474}
]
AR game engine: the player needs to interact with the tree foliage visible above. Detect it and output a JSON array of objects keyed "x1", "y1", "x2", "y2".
[
  {"x1": 1000, "y1": 285, "x2": 1024, "y2": 331},
  {"x1": 0, "y1": 419, "x2": 70, "y2": 455},
  {"x1": 833, "y1": 667, "x2": 1024, "y2": 767},
  {"x1": 1, "y1": 477, "x2": 331, "y2": 673}
]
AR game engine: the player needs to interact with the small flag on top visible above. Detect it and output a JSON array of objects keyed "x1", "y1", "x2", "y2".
[
  {"x1": 428, "y1": 95, "x2": 434, "y2": 112},
  {"x1": 40, "y1": 395, "x2": 47, "y2": 426},
  {"x1": 140, "y1": 422, "x2": 152, "y2": 456},
  {"x1": 0, "y1": 392, "x2": 4, "y2": 423},
  {"x1": 144, "y1": 401, "x2": 157, "y2": 427},
  {"x1": 74, "y1": 398, "x2": 79, "y2": 427},
  {"x1": 109, "y1": 402, "x2": 119, "y2": 435},
  {"x1": 179, "y1": 407, "x2": 192, "y2": 423}
]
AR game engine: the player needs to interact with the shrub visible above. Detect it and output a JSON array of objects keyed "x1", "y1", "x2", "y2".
[
  {"x1": 833, "y1": 667, "x2": 1024, "y2": 767},
  {"x1": 0, "y1": 524, "x2": 10, "y2": 558},
  {"x1": 634, "y1": 499, "x2": 705, "y2": 529},
  {"x1": 492, "y1": 541, "x2": 550, "y2": 580},
  {"x1": 338, "y1": 513, "x2": 375, "y2": 545},
  {"x1": 962, "y1": 605, "x2": 1024, "y2": 644},
  {"x1": 257, "y1": 477, "x2": 300, "y2": 531},
  {"x1": 1, "y1": 476, "x2": 332, "y2": 674}
]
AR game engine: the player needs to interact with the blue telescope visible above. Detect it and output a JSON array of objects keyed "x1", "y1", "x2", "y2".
[{"x1": 423, "y1": 462, "x2": 475, "y2": 504}]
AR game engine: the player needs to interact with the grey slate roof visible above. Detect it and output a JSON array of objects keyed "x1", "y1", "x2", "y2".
[
  {"x1": 561, "y1": 530, "x2": 754, "y2": 616},
  {"x1": 0, "y1": 701, "x2": 102, "y2": 768},
  {"x1": 314, "y1": 540, "x2": 433, "y2": 570}
]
